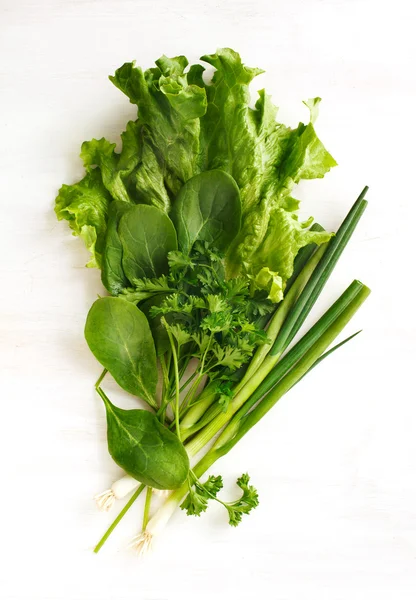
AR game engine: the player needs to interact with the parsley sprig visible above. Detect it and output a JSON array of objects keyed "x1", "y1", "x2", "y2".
[
  {"x1": 181, "y1": 472, "x2": 259, "y2": 526},
  {"x1": 122, "y1": 243, "x2": 273, "y2": 418}
]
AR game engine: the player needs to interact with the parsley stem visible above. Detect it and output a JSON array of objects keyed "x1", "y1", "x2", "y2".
[
  {"x1": 142, "y1": 486, "x2": 153, "y2": 531},
  {"x1": 178, "y1": 370, "x2": 199, "y2": 396},
  {"x1": 178, "y1": 333, "x2": 213, "y2": 417},
  {"x1": 93, "y1": 484, "x2": 145, "y2": 553},
  {"x1": 163, "y1": 319, "x2": 182, "y2": 440},
  {"x1": 179, "y1": 372, "x2": 203, "y2": 414}
]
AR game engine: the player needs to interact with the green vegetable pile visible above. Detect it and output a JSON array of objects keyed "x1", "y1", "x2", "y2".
[{"x1": 55, "y1": 48, "x2": 370, "y2": 554}]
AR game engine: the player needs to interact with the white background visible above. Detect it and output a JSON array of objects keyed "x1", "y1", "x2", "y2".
[{"x1": 1, "y1": 0, "x2": 415, "y2": 598}]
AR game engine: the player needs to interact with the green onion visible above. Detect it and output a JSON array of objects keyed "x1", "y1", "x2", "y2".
[
  {"x1": 301, "y1": 329, "x2": 362, "y2": 380},
  {"x1": 215, "y1": 280, "x2": 366, "y2": 445},
  {"x1": 214, "y1": 285, "x2": 370, "y2": 452},
  {"x1": 214, "y1": 284, "x2": 370, "y2": 452},
  {"x1": 94, "y1": 484, "x2": 146, "y2": 554},
  {"x1": 271, "y1": 187, "x2": 368, "y2": 356}
]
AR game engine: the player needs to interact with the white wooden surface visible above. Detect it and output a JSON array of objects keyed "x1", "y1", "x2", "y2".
[{"x1": 1, "y1": 0, "x2": 415, "y2": 598}]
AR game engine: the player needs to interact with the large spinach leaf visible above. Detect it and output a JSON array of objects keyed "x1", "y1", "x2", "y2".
[
  {"x1": 85, "y1": 297, "x2": 157, "y2": 408},
  {"x1": 101, "y1": 201, "x2": 132, "y2": 295},
  {"x1": 101, "y1": 393, "x2": 189, "y2": 489},
  {"x1": 119, "y1": 205, "x2": 177, "y2": 281},
  {"x1": 170, "y1": 170, "x2": 241, "y2": 254}
]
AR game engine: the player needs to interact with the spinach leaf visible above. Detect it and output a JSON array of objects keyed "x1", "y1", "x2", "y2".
[
  {"x1": 101, "y1": 201, "x2": 132, "y2": 295},
  {"x1": 119, "y1": 205, "x2": 177, "y2": 281},
  {"x1": 101, "y1": 392, "x2": 189, "y2": 489},
  {"x1": 85, "y1": 297, "x2": 157, "y2": 408},
  {"x1": 170, "y1": 170, "x2": 241, "y2": 254}
]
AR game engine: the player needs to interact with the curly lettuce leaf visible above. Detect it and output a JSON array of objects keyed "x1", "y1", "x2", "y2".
[
  {"x1": 55, "y1": 119, "x2": 148, "y2": 267},
  {"x1": 110, "y1": 56, "x2": 207, "y2": 198},
  {"x1": 55, "y1": 168, "x2": 112, "y2": 268},
  {"x1": 303, "y1": 97, "x2": 321, "y2": 125},
  {"x1": 198, "y1": 50, "x2": 290, "y2": 216},
  {"x1": 80, "y1": 120, "x2": 141, "y2": 204},
  {"x1": 227, "y1": 111, "x2": 337, "y2": 278},
  {"x1": 55, "y1": 57, "x2": 208, "y2": 268},
  {"x1": 193, "y1": 49, "x2": 336, "y2": 279},
  {"x1": 249, "y1": 267, "x2": 284, "y2": 303},
  {"x1": 247, "y1": 209, "x2": 333, "y2": 293},
  {"x1": 55, "y1": 48, "x2": 336, "y2": 282}
]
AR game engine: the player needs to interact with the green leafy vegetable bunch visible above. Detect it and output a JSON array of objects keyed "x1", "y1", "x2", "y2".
[{"x1": 55, "y1": 48, "x2": 370, "y2": 555}]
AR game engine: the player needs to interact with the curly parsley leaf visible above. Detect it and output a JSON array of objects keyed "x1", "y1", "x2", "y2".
[
  {"x1": 180, "y1": 475, "x2": 224, "y2": 517},
  {"x1": 223, "y1": 474, "x2": 259, "y2": 527},
  {"x1": 180, "y1": 485, "x2": 209, "y2": 517},
  {"x1": 120, "y1": 275, "x2": 173, "y2": 303},
  {"x1": 207, "y1": 294, "x2": 229, "y2": 313},
  {"x1": 181, "y1": 472, "x2": 259, "y2": 526},
  {"x1": 168, "y1": 251, "x2": 195, "y2": 273},
  {"x1": 201, "y1": 311, "x2": 233, "y2": 334},
  {"x1": 212, "y1": 346, "x2": 247, "y2": 370},
  {"x1": 165, "y1": 324, "x2": 192, "y2": 347},
  {"x1": 217, "y1": 381, "x2": 234, "y2": 413}
]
